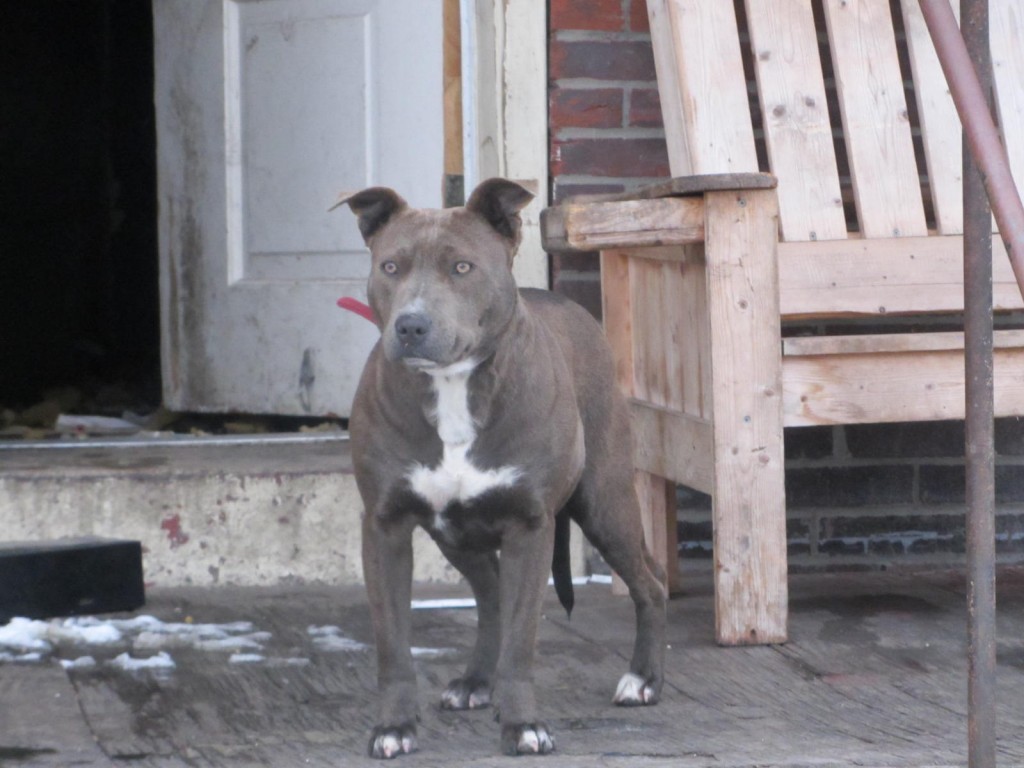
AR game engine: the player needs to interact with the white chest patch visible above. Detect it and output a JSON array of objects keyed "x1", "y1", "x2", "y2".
[{"x1": 407, "y1": 363, "x2": 522, "y2": 518}]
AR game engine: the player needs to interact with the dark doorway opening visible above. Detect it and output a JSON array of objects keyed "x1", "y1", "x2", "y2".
[{"x1": 0, "y1": 1, "x2": 160, "y2": 416}]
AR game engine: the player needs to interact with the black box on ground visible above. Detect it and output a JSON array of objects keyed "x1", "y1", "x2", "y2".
[{"x1": 0, "y1": 537, "x2": 145, "y2": 622}]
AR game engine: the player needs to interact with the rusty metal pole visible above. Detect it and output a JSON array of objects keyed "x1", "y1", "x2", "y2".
[
  {"x1": 962, "y1": 1, "x2": 997, "y2": 766},
  {"x1": 917, "y1": 1, "x2": 1001, "y2": 766}
]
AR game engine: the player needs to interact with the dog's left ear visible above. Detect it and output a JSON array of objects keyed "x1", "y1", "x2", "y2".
[
  {"x1": 330, "y1": 187, "x2": 408, "y2": 243},
  {"x1": 465, "y1": 178, "x2": 536, "y2": 244}
]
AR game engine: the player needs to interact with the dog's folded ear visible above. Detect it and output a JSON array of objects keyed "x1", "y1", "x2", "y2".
[
  {"x1": 465, "y1": 178, "x2": 536, "y2": 245},
  {"x1": 330, "y1": 187, "x2": 407, "y2": 242}
]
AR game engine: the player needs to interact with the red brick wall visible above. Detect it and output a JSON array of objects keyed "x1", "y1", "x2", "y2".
[{"x1": 548, "y1": 0, "x2": 669, "y2": 318}]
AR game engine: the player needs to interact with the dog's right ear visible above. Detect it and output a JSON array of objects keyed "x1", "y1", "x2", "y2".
[{"x1": 330, "y1": 187, "x2": 407, "y2": 243}]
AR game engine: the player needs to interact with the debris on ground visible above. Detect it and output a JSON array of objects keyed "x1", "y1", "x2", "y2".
[{"x1": 0, "y1": 388, "x2": 346, "y2": 442}]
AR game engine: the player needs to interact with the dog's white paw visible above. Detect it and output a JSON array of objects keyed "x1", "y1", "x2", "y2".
[
  {"x1": 613, "y1": 672, "x2": 658, "y2": 706},
  {"x1": 502, "y1": 722, "x2": 555, "y2": 755},
  {"x1": 368, "y1": 724, "x2": 417, "y2": 759}
]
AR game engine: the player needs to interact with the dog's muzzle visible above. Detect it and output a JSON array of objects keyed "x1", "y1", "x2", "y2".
[{"x1": 391, "y1": 311, "x2": 439, "y2": 364}]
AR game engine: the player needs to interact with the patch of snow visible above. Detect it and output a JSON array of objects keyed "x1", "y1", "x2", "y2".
[
  {"x1": 1, "y1": 612, "x2": 276, "y2": 668},
  {"x1": 229, "y1": 653, "x2": 265, "y2": 664},
  {"x1": 0, "y1": 651, "x2": 45, "y2": 663},
  {"x1": 109, "y1": 651, "x2": 176, "y2": 671},
  {"x1": 307, "y1": 625, "x2": 370, "y2": 652},
  {"x1": 0, "y1": 618, "x2": 51, "y2": 652},
  {"x1": 60, "y1": 656, "x2": 98, "y2": 670},
  {"x1": 410, "y1": 598, "x2": 477, "y2": 610}
]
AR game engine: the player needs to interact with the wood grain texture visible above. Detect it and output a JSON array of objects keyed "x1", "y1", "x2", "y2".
[
  {"x1": 901, "y1": 0, "x2": 963, "y2": 234},
  {"x1": 783, "y1": 341, "x2": 1024, "y2": 426},
  {"x1": 703, "y1": 189, "x2": 788, "y2": 645},
  {"x1": 9, "y1": 571, "x2": 1024, "y2": 765},
  {"x1": 744, "y1": 0, "x2": 847, "y2": 242},
  {"x1": 777, "y1": 234, "x2": 1024, "y2": 317},
  {"x1": 783, "y1": 328, "x2": 1024, "y2": 357},
  {"x1": 542, "y1": 198, "x2": 705, "y2": 252},
  {"x1": 631, "y1": 401, "x2": 713, "y2": 494},
  {"x1": 822, "y1": 0, "x2": 927, "y2": 238},
  {"x1": 600, "y1": 250, "x2": 634, "y2": 395},
  {"x1": 653, "y1": 0, "x2": 758, "y2": 176},
  {"x1": 443, "y1": 0, "x2": 462, "y2": 176}
]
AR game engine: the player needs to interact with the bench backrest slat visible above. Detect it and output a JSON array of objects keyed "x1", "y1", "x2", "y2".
[
  {"x1": 746, "y1": 0, "x2": 846, "y2": 242},
  {"x1": 821, "y1": 0, "x2": 927, "y2": 238},
  {"x1": 649, "y1": 0, "x2": 757, "y2": 175},
  {"x1": 900, "y1": 0, "x2": 963, "y2": 234}
]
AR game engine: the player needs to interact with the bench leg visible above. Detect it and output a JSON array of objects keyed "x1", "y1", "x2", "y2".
[{"x1": 705, "y1": 189, "x2": 788, "y2": 645}]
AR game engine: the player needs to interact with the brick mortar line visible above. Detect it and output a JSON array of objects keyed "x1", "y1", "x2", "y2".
[
  {"x1": 677, "y1": 503, "x2": 1024, "y2": 521},
  {"x1": 554, "y1": 127, "x2": 666, "y2": 141},
  {"x1": 553, "y1": 174, "x2": 668, "y2": 187},
  {"x1": 551, "y1": 78, "x2": 659, "y2": 90},
  {"x1": 552, "y1": 30, "x2": 652, "y2": 43},
  {"x1": 783, "y1": 455, "x2": 1024, "y2": 468}
]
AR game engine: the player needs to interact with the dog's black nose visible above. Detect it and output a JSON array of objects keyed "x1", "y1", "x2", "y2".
[{"x1": 394, "y1": 312, "x2": 432, "y2": 346}]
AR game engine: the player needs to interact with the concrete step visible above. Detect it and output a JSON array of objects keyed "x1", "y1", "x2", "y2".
[
  {"x1": 0, "y1": 435, "x2": 586, "y2": 588},
  {"x1": 0, "y1": 435, "x2": 458, "y2": 587}
]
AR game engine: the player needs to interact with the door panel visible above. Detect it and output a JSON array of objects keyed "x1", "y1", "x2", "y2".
[{"x1": 155, "y1": 0, "x2": 442, "y2": 416}]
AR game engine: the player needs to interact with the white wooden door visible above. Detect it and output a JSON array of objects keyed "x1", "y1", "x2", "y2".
[{"x1": 154, "y1": 0, "x2": 442, "y2": 417}]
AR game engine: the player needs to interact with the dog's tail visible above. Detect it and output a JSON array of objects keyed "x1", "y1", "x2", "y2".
[{"x1": 552, "y1": 510, "x2": 574, "y2": 618}]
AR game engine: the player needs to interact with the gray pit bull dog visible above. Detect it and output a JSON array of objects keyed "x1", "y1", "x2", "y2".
[{"x1": 335, "y1": 178, "x2": 667, "y2": 759}]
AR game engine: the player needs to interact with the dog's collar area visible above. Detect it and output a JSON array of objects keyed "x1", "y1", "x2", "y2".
[{"x1": 404, "y1": 357, "x2": 479, "y2": 379}]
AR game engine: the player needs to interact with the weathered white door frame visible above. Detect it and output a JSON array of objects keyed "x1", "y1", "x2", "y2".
[{"x1": 466, "y1": 0, "x2": 548, "y2": 289}]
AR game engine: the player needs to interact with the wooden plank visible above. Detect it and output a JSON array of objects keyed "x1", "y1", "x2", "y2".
[
  {"x1": 777, "y1": 235, "x2": 1024, "y2": 317},
  {"x1": 744, "y1": 0, "x2": 847, "y2": 242},
  {"x1": 782, "y1": 344, "x2": 1024, "y2": 426},
  {"x1": 679, "y1": 247, "x2": 712, "y2": 420},
  {"x1": 600, "y1": 251, "x2": 634, "y2": 394},
  {"x1": 822, "y1": 0, "x2": 927, "y2": 238},
  {"x1": 651, "y1": 0, "x2": 759, "y2": 175},
  {"x1": 659, "y1": 261, "x2": 686, "y2": 412},
  {"x1": 541, "y1": 198, "x2": 705, "y2": 252},
  {"x1": 0, "y1": 665, "x2": 111, "y2": 766},
  {"x1": 611, "y1": 244, "x2": 690, "y2": 263},
  {"x1": 901, "y1": 0, "x2": 963, "y2": 234},
  {"x1": 10, "y1": 574, "x2": 1024, "y2": 767},
  {"x1": 783, "y1": 329, "x2": 1024, "y2": 357},
  {"x1": 611, "y1": 247, "x2": 710, "y2": 412},
  {"x1": 631, "y1": 401, "x2": 714, "y2": 494},
  {"x1": 647, "y1": 0, "x2": 693, "y2": 174},
  {"x1": 703, "y1": 189, "x2": 787, "y2": 645},
  {"x1": 443, "y1": 0, "x2": 462, "y2": 177},
  {"x1": 631, "y1": 258, "x2": 671, "y2": 407},
  {"x1": 991, "y1": 0, "x2": 1024, "y2": 200}
]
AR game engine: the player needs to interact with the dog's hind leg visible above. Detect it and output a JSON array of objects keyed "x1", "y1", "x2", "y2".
[
  {"x1": 433, "y1": 544, "x2": 501, "y2": 710},
  {"x1": 572, "y1": 467, "x2": 667, "y2": 706}
]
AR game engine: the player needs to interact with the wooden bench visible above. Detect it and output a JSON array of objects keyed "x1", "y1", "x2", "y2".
[{"x1": 541, "y1": 0, "x2": 1024, "y2": 646}]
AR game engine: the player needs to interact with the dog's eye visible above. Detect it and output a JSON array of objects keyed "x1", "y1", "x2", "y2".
[
  {"x1": 454, "y1": 261, "x2": 473, "y2": 275},
  {"x1": 381, "y1": 261, "x2": 398, "y2": 275}
]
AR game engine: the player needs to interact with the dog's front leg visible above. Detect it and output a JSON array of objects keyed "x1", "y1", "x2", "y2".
[
  {"x1": 495, "y1": 518, "x2": 556, "y2": 756},
  {"x1": 363, "y1": 513, "x2": 418, "y2": 759}
]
